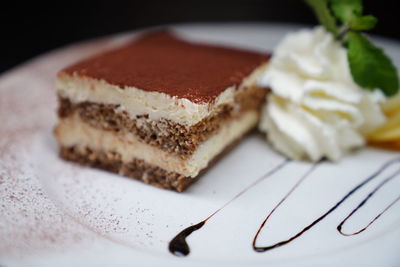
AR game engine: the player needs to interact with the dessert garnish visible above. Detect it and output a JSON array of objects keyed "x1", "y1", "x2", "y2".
[
  {"x1": 258, "y1": 0, "x2": 400, "y2": 161},
  {"x1": 368, "y1": 91, "x2": 400, "y2": 149},
  {"x1": 306, "y1": 0, "x2": 398, "y2": 97},
  {"x1": 169, "y1": 157, "x2": 400, "y2": 256},
  {"x1": 168, "y1": 1, "x2": 400, "y2": 257}
]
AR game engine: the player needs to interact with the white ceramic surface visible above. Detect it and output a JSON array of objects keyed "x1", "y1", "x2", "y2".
[{"x1": 1, "y1": 24, "x2": 399, "y2": 267}]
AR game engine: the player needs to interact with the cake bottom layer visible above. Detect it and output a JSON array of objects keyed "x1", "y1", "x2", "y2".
[{"x1": 60, "y1": 146, "x2": 194, "y2": 192}]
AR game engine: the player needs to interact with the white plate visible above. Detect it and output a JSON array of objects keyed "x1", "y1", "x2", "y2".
[{"x1": 1, "y1": 24, "x2": 400, "y2": 267}]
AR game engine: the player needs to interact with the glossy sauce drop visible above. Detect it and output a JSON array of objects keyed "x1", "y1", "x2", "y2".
[{"x1": 169, "y1": 221, "x2": 205, "y2": 256}]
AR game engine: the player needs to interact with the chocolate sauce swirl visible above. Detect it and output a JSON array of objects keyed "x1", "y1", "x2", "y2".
[
  {"x1": 169, "y1": 157, "x2": 400, "y2": 257},
  {"x1": 253, "y1": 157, "x2": 400, "y2": 252},
  {"x1": 168, "y1": 159, "x2": 289, "y2": 256},
  {"x1": 252, "y1": 162, "x2": 320, "y2": 252},
  {"x1": 337, "y1": 163, "x2": 400, "y2": 236}
]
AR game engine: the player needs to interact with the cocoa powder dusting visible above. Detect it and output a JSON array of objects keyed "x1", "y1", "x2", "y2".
[
  {"x1": 61, "y1": 31, "x2": 270, "y2": 104},
  {"x1": 0, "y1": 35, "x2": 158, "y2": 261}
]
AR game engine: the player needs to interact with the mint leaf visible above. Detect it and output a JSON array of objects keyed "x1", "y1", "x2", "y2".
[
  {"x1": 331, "y1": 0, "x2": 377, "y2": 31},
  {"x1": 347, "y1": 32, "x2": 399, "y2": 97},
  {"x1": 304, "y1": 0, "x2": 399, "y2": 96},
  {"x1": 349, "y1": 15, "x2": 377, "y2": 31},
  {"x1": 305, "y1": 0, "x2": 338, "y2": 35},
  {"x1": 331, "y1": 0, "x2": 362, "y2": 24}
]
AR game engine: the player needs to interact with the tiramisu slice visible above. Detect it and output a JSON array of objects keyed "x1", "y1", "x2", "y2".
[{"x1": 55, "y1": 31, "x2": 270, "y2": 191}]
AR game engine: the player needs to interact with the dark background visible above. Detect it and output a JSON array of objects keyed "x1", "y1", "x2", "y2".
[{"x1": 1, "y1": 0, "x2": 398, "y2": 74}]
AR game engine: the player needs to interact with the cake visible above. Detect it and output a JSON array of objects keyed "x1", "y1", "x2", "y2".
[{"x1": 54, "y1": 31, "x2": 270, "y2": 192}]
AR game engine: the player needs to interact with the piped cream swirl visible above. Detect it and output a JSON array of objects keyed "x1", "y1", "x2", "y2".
[{"x1": 258, "y1": 27, "x2": 386, "y2": 161}]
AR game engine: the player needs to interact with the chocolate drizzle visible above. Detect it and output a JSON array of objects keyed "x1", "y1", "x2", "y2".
[
  {"x1": 337, "y1": 160, "x2": 400, "y2": 236},
  {"x1": 169, "y1": 157, "x2": 400, "y2": 257},
  {"x1": 253, "y1": 157, "x2": 400, "y2": 252},
  {"x1": 168, "y1": 159, "x2": 289, "y2": 256},
  {"x1": 252, "y1": 162, "x2": 321, "y2": 252}
]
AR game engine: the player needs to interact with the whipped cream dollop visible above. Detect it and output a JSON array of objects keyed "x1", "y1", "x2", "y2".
[{"x1": 258, "y1": 27, "x2": 386, "y2": 161}]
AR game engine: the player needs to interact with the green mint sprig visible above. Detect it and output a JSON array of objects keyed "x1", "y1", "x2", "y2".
[{"x1": 305, "y1": 0, "x2": 399, "y2": 97}]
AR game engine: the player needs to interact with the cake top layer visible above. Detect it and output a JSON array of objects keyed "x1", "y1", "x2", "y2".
[{"x1": 61, "y1": 31, "x2": 270, "y2": 104}]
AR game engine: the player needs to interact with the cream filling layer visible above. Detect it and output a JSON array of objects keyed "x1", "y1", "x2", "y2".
[
  {"x1": 56, "y1": 63, "x2": 268, "y2": 127},
  {"x1": 55, "y1": 111, "x2": 258, "y2": 177}
]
